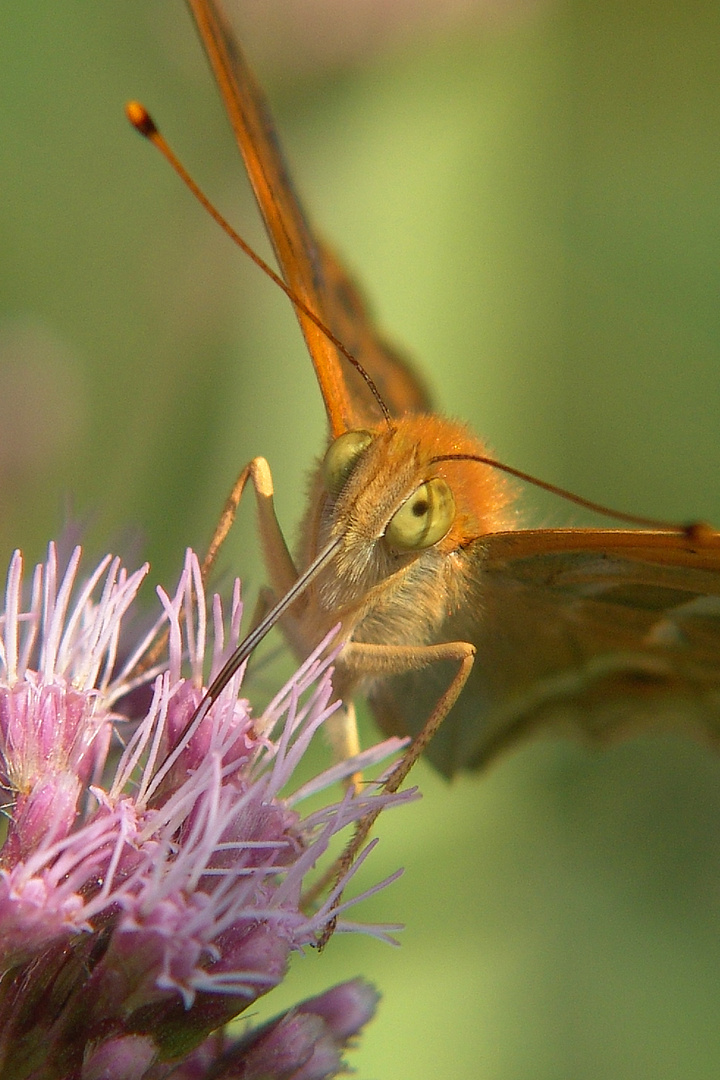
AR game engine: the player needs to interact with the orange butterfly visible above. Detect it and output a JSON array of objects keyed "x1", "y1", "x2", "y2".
[{"x1": 178, "y1": 0, "x2": 720, "y2": 780}]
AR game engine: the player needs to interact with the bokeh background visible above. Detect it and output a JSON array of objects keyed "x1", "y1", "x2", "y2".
[{"x1": 2, "y1": 2, "x2": 720, "y2": 1077}]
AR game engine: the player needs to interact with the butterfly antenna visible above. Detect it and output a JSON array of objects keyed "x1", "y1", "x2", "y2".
[
  {"x1": 431, "y1": 452, "x2": 707, "y2": 533},
  {"x1": 125, "y1": 102, "x2": 391, "y2": 424}
]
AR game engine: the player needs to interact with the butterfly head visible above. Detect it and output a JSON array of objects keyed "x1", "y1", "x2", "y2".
[{"x1": 303, "y1": 415, "x2": 515, "y2": 620}]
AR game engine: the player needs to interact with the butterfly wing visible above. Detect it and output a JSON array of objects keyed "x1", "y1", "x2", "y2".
[
  {"x1": 187, "y1": 0, "x2": 432, "y2": 432},
  {"x1": 370, "y1": 528, "x2": 720, "y2": 776}
]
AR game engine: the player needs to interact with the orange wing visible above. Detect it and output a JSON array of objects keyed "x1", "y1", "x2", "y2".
[
  {"x1": 371, "y1": 528, "x2": 720, "y2": 776},
  {"x1": 187, "y1": 0, "x2": 431, "y2": 433}
]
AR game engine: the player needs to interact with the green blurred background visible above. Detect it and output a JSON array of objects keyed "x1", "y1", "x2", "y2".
[{"x1": 2, "y1": 1, "x2": 720, "y2": 1077}]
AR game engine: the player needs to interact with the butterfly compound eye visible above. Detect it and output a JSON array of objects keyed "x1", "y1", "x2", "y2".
[
  {"x1": 385, "y1": 478, "x2": 455, "y2": 552},
  {"x1": 322, "y1": 430, "x2": 374, "y2": 496}
]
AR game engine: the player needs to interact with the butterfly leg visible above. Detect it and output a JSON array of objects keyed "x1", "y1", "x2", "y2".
[
  {"x1": 313, "y1": 639, "x2": 475, "y2": 944},
  {"x1": 200, "y1": 458, "x2": 366, "y2": 777},
  {"x1": 323, "y1": 701, "x2": 361, "y2": 766},
  {"x1": 340, "y1": 638, "x2": 476, "y2": 792},
  {"x1": 133, "y1": 456, "x2": 294, "y2": 679},
  {"x1": 201, "y1": 456, "x2": 298, "y2": 597}
]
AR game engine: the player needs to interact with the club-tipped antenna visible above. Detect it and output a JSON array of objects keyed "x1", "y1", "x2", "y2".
[{"x1": 125, "y1": 101, "x2": 391, "y2": 426}]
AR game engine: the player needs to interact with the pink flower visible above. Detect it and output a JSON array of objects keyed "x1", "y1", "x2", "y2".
[{"x1": 0, "y1": 544, "x2": 414, "y2": 1078}]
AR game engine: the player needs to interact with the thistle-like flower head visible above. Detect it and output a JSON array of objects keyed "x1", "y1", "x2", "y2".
[{"x1": 0, "y1": 544, "x2": 413, "y2": 1078}]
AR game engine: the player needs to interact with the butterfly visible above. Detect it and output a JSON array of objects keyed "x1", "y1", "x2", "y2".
[{"x1": 179, "y1": 0, "x2": 720, "y2": 780}]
